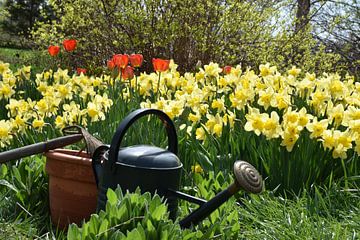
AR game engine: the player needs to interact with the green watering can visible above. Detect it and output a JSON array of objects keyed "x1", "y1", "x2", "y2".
[{"x1": 92, "y1": 108, "x2": 264, "y2": 228}]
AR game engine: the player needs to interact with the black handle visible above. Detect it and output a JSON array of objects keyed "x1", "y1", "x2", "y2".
[
  {"x1": 108, "y1": 108, "x2": 178, "y2": 166},
  {"x1": 91, "y1": 145, "x2": 110, "y2": 187}
]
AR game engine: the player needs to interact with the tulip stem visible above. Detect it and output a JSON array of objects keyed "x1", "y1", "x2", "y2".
[{"x1": 156, "y1": 72, "x2": 161, "y2": 101}]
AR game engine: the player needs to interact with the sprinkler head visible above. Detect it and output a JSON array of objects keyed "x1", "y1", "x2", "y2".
[{"x1": 233, "y1": 161, "x2": 263, "y2": 194}]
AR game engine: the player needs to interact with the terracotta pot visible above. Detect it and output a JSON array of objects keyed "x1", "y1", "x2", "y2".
[{"x1": 45, "y1": 149, "x2": 97, "y2": 229}]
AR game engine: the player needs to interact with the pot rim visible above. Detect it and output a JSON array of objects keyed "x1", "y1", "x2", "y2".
[{"x1": 45, "y1": 149, "x2": 91, "y2": 166}]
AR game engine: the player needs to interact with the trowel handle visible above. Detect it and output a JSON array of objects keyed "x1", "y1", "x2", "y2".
[
  {"x1": 108, "y1": 108, "x2": 178, "y2": 166},
  {"x1": 0, "y1": 134, "x2": 83, "y2": 164}
]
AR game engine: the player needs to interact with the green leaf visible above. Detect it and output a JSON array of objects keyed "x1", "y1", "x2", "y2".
[
  {"x1": 151, "y1": 204, "x2": 167, "y2": 221},
  {"x1": 126, "y1": 228, "x2": 143, "y2": 240},
  {"x1": 0, "y1": 164, "x2": 7, "y2": 178},
  {"x1": 67, "y1": 224, "x2": 81, "y2": 240},
  {"x1": 146, "y1": 219, "x2": 156, "y2": 238},
  {"x1": 0, "y1": 179, "x2": 19, "y2": 193},
  {"x1": 98, "y1": 219, "x2": 109, "y2": 237},
  {"x1": 107, "y1": 188, "x2": 118, "y2": 206}
]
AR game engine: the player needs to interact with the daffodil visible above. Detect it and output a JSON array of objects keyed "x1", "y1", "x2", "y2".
[
  {"x1": 320, "y1": 129, "x2": 336, "y2": 150},
  {"x1": 306, "y1": 117, "x2": 329, "y2": 139},
  {"x1": 257, "y1": 87, "x2": 275, "y2": 110},
  {"x1": 0, "y1": 61, "x2": 10, "y2": 74},
  {"x1": 259, "y1": 63, "x2": 276, "y2": 77},
  {"x1": 87, "y1": 102, "x2": 105, "y2": 122},
  {"x1": 263, "y1": 111, "x2": 282, "y2": 139},
  {"x1": 11, "y1": 115, "x2": 27, "y2": 131},
  {"x1": 56, "y1": 83, "x2": 73, "y2": 100},
  {"x1": 244, "y1": 107, "x2": 267, "y2": 136},
  {"x1": 288, "y1": 66, "x2": 301, "y2": 77},
  {"x1": 326, "y1": 102, "x2": 344, "y2": 127},
  {"x1": 0, "y1": 120, "x2": 13, "y2": 147},
  {"x1": 298, "y1": 107, "x2": 313, "y2": 127},
  {"x1": 203, "y1": 62, "x2": 222, "y2": 78},
  {"x1": 211, "y1": 97, "x2": 226, "y2": 112},
  {"x1": 188, "y1": 112, "x2": 201, "y2": 124},
  {"x1": 191, "y1": 164, "x2": 204, "y2": 174},
  {"x1": 32, "y1": 118, "x2": 45, "y2": 130},
  {"x1": 0, "y1": 82, "x2": 15, "y2": 99},
  {"x1": 195, "y1": 127, "x2": 206, "y2": 141},
  {"x1": 55, "y1": 115, "x2": 66, "y2": 129},
  {"x1": 281, "y1": 127, "x2": 299, "y2": 152}
]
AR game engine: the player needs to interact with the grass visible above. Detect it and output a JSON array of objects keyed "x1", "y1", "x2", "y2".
[
  {"x1": 0, "y1": 47, "x2": 48, "y2": 72},
  {"x1": 0, "y1": 180, "x2": 359, "y2": 239}
]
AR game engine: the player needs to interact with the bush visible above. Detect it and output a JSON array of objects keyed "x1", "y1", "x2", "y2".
[{"x1": 31, "y1": 0, "x2": 343, "y2": 75}]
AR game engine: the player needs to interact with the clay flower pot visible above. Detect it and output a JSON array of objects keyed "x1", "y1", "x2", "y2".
[{"x1": 45, "y1": 149, "x2": 97, "y2": 229}]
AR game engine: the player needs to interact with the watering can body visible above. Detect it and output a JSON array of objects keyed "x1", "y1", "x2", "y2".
[
  {"x1": 92, "y1": 108, "x2": 182, "y2": 219},
  {"x1": 92, "y1": 108, "x2": 264, "y2": 228}
]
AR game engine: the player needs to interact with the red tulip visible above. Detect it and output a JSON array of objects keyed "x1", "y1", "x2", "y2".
[
  {"x1": 107, "y1": 59, "x2": 115, "y2": 70},
  {"x1": 48, "y1": 45, "x2": 60, "y2": 57},
  {"x1": 129, "y1": 54, "x2": 143, "y2": 68},
  {"x1": 121, "y1": 66, "x2": 134, "y2": 80},
  {"x1": 152, "y1": 58, "x2": 170, "y2": 72},
  {"x1": 63, "y1": 39, "x2": 77, "y2": 52},
  {"x1": 223, "y1": 66, "x2": 232, "y2": 75},
  {"x1": 77, "y1": 68, "x2": 87, "y2": 75},
  {"x1": 112, "y1": 54, "x2": 129, "y2": 69}
]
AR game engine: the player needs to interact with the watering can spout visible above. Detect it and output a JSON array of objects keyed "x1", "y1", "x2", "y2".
[{"x1": 178, "y1": 161, "x2": 263, "y2": 228}]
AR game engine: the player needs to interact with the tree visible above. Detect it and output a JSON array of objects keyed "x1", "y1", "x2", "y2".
[{"x1": 2, "y1": 0, "x2": 54, "y2": 38}]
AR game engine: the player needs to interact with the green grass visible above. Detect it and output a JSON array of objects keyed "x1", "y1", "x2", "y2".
[
  {"x1": 0, "y1": 47, "x2": 48, "y2": 72},
  {"x1": 0, "y1": 160, "x2": 359, "y2": 239}
]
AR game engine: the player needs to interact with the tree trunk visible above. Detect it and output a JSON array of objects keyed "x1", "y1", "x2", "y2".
[{"x1": 295, "y1": 0, "x2": 311, "y2": 32}]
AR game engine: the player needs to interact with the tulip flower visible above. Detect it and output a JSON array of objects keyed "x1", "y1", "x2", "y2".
[
  {"x1": 121, "y1": 66, "x2": 134, "y2": 80},
  {"x1": 112, "y1": 54, "x2": 129, "y2": 69},
  {"x1": 63, "y1": 39, "x2": 77, "y2": 52},
  {"x1": 77, "y1": 68, "x2": 87, "y2": 75},
  {"x1": 152, "y1": 58, "x2": 170, "y2": 72},
  {"x1": 107, "y1": 59, "x2": 115, "y2": 70},
  {"x1": 223, "y1": 66, "x2": 232, "y2": 75},
  {"x1": 129, "y1": 54, "x2": 143, "y2": 68},
  {"x1": 48, "y1": 45, "x2": 60, "y2": 57}
]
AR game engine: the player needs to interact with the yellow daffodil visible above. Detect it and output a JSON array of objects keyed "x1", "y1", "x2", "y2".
[
  {"x1": 0, "y1": 82, "x2": 15, "y2": 99},
  {"x1": 32, "y1": 118, "x2": 45, "y2": 130},
  {"x1": 244, "y1": 107, "x2": 267, "y2": 136},
  {"x1": 0, "y1": 120, "x2": 13, "y2": 147},
  {"x1": 191, "y1": 164, "x2": 204, "y2": 174},
  {"x1": 211, "y1": 97, "x2": 226, "y2": 112},
  {"x1": 195, "y1": 127, "x2": 206, "y2": 141},
  {"x1": 263, "y1": 111, "x2": 282, "y2": 139},
  {"x1": 288, "y1": 66, "x2": 301, "y2": 77},
  {"x1": 326, "y1": 102, "x2": 344, "y2": 127},
  {"x1": 0, "y1": 61, "x2": 10, "y2": 74},
  {"x1": 259, "y1": 63, "x2": 276, "y2": 77},
  {"x1": 257, "y1": 87, "x2": 275, "y2": 110},
  {"x1": 320, "y1": 129, "x2": 336, "y2": 150},
  {"x1": 306, "y1": 117, "x2": 329, "y2": 139}
]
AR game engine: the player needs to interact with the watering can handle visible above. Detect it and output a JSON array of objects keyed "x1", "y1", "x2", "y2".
[{"x1": 108, "y1": 108, "x2": 178, "y2": 166}]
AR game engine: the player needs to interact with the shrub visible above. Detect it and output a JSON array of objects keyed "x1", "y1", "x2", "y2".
[{"x1": 31, "y1": 0, "x2": 343, "y2": 75}]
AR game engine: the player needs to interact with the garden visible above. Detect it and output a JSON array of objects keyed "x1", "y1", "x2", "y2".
[{"x1": 0, "y1": 0, "x2": 359, "y2": 239}]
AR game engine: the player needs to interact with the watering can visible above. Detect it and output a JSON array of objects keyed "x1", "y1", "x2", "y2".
[{"x1": 92, "y1": 108, "x2": 263, "y2": 228}]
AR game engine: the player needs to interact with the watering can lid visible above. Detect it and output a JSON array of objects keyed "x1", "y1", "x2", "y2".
[{"x1": 105, "y1": 145, "x2": 182, "y2": 169}]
